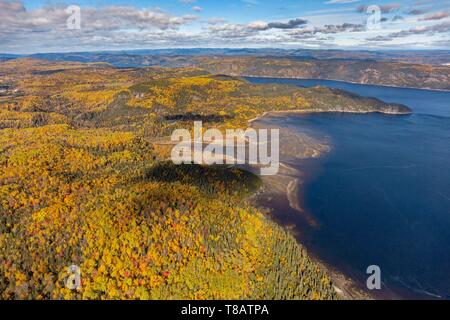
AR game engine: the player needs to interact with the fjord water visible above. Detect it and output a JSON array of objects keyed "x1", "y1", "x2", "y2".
[{"x1": 247, "y1": 78, "x2": 450, "y2": 298}]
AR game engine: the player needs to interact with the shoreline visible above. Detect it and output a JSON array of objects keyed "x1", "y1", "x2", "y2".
[
  {"x1": 248, "y1": 111, "x2": 408, "y2": 300},
  {"x1": 247, "y1": 108, "x2": 411, "y2": 125},
  {"x1": 242, "y1": 75, "x2": 450, "y2": 93},
  {"x1": 152, "y1": 109, "x2": 424, "y2": 299},
  {"x1": 247, "y1": 115, "x2": 367, "y2": 300}
]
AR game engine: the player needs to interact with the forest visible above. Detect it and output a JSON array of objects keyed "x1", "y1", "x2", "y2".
[{"x1": 0, "y1": 58, "x2": 395, "y2": 299}]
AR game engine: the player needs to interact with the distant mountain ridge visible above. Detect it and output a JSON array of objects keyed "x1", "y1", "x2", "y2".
[
  {"x1": 2, "y1": 48, "x2": 450, "y2": 65},
  {"x1": 195, "y1": 56, "x2": 450, "y2": 91},
  {"x1": 1, "y1": 49, "x2": 449, "y2": 90}
]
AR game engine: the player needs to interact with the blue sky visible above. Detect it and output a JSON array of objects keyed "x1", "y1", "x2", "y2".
[{"x1": 1, "y1": 0, "x2": 449, "y2": 53}]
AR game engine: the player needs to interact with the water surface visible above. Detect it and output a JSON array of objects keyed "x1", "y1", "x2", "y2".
[{"x1": 248, "y1": 77, "x2": 450, "y2": 299}]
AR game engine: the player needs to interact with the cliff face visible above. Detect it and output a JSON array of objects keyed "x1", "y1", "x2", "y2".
[{"x1": 195, "y1": 57, "x2": 450, "y2": 91}]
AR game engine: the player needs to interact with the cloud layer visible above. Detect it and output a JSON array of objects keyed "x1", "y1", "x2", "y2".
[{"x1": 0, "y1": 0, "x2": 449, "y2": 53}]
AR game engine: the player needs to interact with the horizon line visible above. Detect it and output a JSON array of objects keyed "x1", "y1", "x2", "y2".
[{"x1": 2, "y1": 47, "x2": 450, "y2": 56}]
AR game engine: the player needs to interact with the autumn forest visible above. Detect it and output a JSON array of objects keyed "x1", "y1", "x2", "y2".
[{"x1": 0, "y1": 58, "x2": 353, "y2": 300}]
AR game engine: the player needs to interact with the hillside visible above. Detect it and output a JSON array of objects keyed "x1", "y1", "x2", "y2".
[
  {"x1": 195, "y1": 56, "x2": 450, "y2": 91},
  {"x1": 0, "y1": 58, "x2": 410, "y2": 299},
  {"x1": 3, "y1": 50, "x2": 449, "y2": 90},
  {"x1": 0, "y1": 58, "x2": 410, "y2": 132}
]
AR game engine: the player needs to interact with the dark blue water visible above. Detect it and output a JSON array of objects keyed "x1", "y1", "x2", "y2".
[{"x1": 247, "y1": 77, "x2": 450, "y2": 299}]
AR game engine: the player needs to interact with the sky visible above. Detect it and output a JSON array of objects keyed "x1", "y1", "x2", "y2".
[{"x1": 1, "y1": 0, "x2": 449, "y2": 53}]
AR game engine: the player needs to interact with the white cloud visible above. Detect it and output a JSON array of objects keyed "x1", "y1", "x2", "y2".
[
  {"x1": 248, "y1": 21, "x2": 269, "y2": 30},
  {"x1": 207, "y1": 18, "x2": 227, "y2": 25},
  {"x1": 0, "y1": 0, "x2": 448, "y2": 52},
  {"x1": 325, "y1": 0, "x2": 361, "y2": 4}
]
